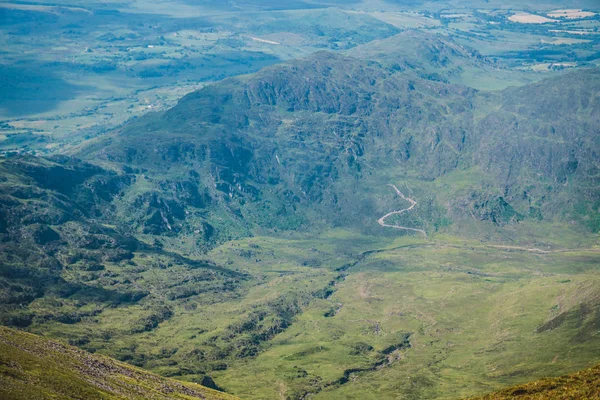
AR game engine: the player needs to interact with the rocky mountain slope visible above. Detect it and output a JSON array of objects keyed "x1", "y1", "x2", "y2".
[{"x1": 72, "y1": 48, "x2": 599, "y2": 245}]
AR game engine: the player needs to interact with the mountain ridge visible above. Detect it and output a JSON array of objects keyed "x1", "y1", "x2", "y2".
[{"x1": 72, "y1": 49, "x2": 599, "y2": 240}]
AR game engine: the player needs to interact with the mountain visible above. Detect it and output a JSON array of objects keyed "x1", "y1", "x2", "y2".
[
  {"x1": 2, "y1": 44, "x2": 598, "y2": 323},
  {"x1": 0, "y1": 326, "x2": 237, "y2": 400},
  {"x1": 0, "y1": 32, "x2": 599, "y2": 399},
  {"x1": 347, "y1": 30, "x2": 545, "y2": 90},
  {"x1": 73, "y1": 49, "x2": 599, "y2": 244},
  {"x1": 73, "y1": 50, "x2": 476, "y2": 242},
  {"x1": 348, "y1": 31, "x2": 492, "y2": 79}
]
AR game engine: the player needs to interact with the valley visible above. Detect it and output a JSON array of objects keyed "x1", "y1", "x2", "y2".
[
  {"x1": 0, "y1": 0, "x2": 599, "y2": 399},
  {"x1": 2, "y1": 0, "x2": 600, "y2": 153},
  {"x1": 210, "y1": 234, "x2": 600, "y2": 399}
]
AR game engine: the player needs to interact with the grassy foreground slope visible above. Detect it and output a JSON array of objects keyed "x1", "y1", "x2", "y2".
[
  {"x1": 472, "y1": 364, "x2": 600, "y2": 400},
  {"x1": 0, "y1": 326, "x2": 237, "y2": 400}
]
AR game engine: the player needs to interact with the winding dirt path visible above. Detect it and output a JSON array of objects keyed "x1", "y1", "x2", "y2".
[{"x1": 378, "y1": 184, "x2": 427, "y2": 237}]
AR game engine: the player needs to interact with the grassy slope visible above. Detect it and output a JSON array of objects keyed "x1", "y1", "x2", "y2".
[
  {"x1": 472, "y1": 363, "x2": 600, "y2": 399},
  {"x1": 0, "y1": 325, "x2": 238, "y2": 400}
]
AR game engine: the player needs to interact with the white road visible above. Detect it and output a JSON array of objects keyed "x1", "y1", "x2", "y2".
[{"x1": 378, "y1": 184, "x2": 427, "y2": 237}]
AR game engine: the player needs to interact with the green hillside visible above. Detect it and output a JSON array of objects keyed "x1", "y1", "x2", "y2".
[
  {"x1": 472, "y1": 363, "x2": 600, "y2": 399},
  {"x1": 0, "y1": 326, "x2": 237, "y2": 400}
]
